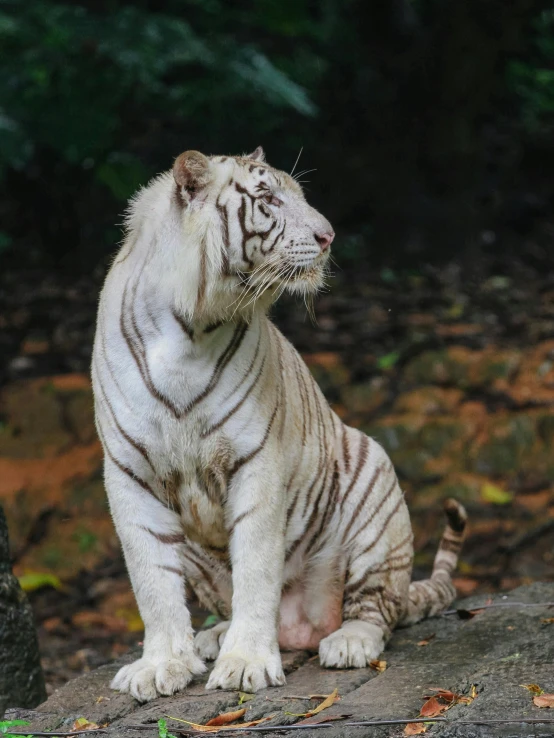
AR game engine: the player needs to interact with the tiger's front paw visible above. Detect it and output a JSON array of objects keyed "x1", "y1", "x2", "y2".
[
  {"x1": 206, "y1": 650, "x2": 285, "y2": 692},
  {"x1": 319, "y1": 620, "x2": 385, "y2": 669},
  {"x1": 111, "y1": 652, "x2": 206, "y2": 702}
]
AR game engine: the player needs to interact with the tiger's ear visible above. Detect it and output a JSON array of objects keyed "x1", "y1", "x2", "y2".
[
  {"x1": 246, "y1": 146, "x2": 266, "y2": 163},
  {"x1": 173, "y1": 150, "x2": 211, "y2": 199}
]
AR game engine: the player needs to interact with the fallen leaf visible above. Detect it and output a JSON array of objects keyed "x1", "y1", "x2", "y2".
[
  {"x1": 284, "y1": 689, "x2": 340, "y2": 719},
  {"x1": 404, "y1": 722, "x2": 427, "y2": 735},
  {"x1": 205, "y1": 709, "x2": 246, "y2": 727},
  {"x1": 71, "y1": 718, "x2": 100, "y2": 732},
  {"x1": 481, "y1": 483, "x2": 513, "y2": 505},
  {"x1": 167, "y1": 716, "x2": 273, "y2": 733},
  {"x1": 458, "y1": 685, "x2": 478, "y2": 705},
  {"x1": 296, "y1": 714, "x2": 351, "y2": 726},
  {"x1": 237, "y1": 692, "x2": 255, "y2": 705},
  {"x1": 419, "y1": 697, "x2": 448, "y2": 718},
  {"x1": 18, "y1": 572, "x2": 64, "y2": 593},
  {"x1": 521, "y1": 684, "x2": 544, "y2": 696},
  {"x1": 541, "y1": 618, "x2": 554, "y2": 624},
  {"x1": 534, "y1": 694, "x2": 554, "y2": 708},
  {"x1": 308, "y1": 689, "x2": 339, "y2": 716},
  {"x1": 428, "y1": 689, "x2": 457, "y2": 704},
  {"x1": 417, "y1": 634, "x2": 436, "y2": 647},
  {"x1": 369, "y1": 659, "x2": 387, "y2": 672}
]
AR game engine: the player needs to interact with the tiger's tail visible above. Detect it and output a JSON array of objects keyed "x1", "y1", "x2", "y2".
[{"x1": 400, "y1": 498, "x2": 468, "y2": 626}]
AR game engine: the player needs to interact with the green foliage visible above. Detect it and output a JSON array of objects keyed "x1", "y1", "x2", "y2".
[
  {"x1": 0, "y1": 0, "x2": 551, "y2": 266},
  {"x1": 0, "y1": 720, "x2": 33, "y2": 738},
  {"x1": 158, "y1": 718, "x2": 177, "y2": 738},
  {"x1": 0, "y1": 0, "x2": 318, "y2": 191},
  {"x1": 507, "y1": 9, "x2": 554, "y2": 132}
]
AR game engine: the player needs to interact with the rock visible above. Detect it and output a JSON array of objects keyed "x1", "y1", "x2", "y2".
[
  {"x1": 0, "y1": 374, "x2": 111, "y2": 582},
  {"x1": 404, "y1": 347, "x2": 521, "y2": 390},
  {"x1": 0, "y1": 504, "x2": 46, "y2": 715},
  {"x1": 6, "y1": 583, "x2": 554, "y2": 737}
]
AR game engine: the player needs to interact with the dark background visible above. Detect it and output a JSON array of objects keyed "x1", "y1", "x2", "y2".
[
  {"x1": 1, "y1": 0, "x2": 554, "y2": 696},
  {"x1": 1, "y1": 0, "x2": 554, "y2": 274}
]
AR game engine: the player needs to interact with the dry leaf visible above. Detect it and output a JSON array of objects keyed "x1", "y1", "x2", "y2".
[
  {"x1": 308, "y1": 689, "x2": 339, "y2": 716},
  {"x1": 460, "y1": 685, "x2": 478, "y2": 705},
  {"x1": 369, "y1": 659, "x2": 387, "y2": 672},
  {"x1": 284, "y1": 689, "x2": 339, "y2": 719},
  {"x1": 541, "y1": 618, "x2": 554, "y2": 624},
  {"x1": 71, "y1": 718, "x2": 100, "y2": 732},
  {"x1": 296, "y1": 714, "x2": 350, "y2": 726},
  {"x1": 419, "y1": 697, "x2": 448, "y2": 718},
  {"x1": 521, "y1": 684, "x2": 544, "y2": 696},
  {"x1": 417, "y1": 634, "x2": 436, "y2": 647},
  {"x1": 205, "y1": 709, "x2": 246, "y2": 727},
  {"x1": 534, "y1": 694, "x2": 554, "y2": 708},
  {"x1": 404, "y1": 722, "x2": 427, "y2": 735},
  {"x1": 428, "y1": 689, "x2": 457, "y2": 704},
  {"x1": 166, "y1": 716, "x2": 272, "y2": 733}
]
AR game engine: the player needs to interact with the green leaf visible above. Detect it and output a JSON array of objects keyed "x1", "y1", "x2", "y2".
[
  {"x1": 158, "y1": 718, "x2": 177, "y2": 738},
  {"x1": 377, "y1": 352, "x2": 400, "y2": 370},
  {"x1": 201, "y1": 614, "x2": 220, "y2": 628},
  {"x1": 238, "y1": 691, "x2": 255, "y2": 705},
  {"x1": 18, "y1": 572, "x2": 64, "y2": 592},
  {"x1": 481, "y1": 483, "x2": 513, "y2": 505}
]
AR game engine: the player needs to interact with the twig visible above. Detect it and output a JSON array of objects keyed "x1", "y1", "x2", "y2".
[
  {"x1": 12, "y1": 715, "x2": 554, "y2": 735},
  {"x1": 7, "y1": 729, "x2": 109, "y2": 738},
  {"x1": 442, "y1": 601, "x2": 554, "y2": 615}
]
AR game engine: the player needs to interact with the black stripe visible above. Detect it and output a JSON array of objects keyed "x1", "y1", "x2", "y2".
[
  {"x1": 340, "y1": 462, "x2": 384, "y2": 545},
  {"x1": 229, "y1": 397, "x2": 280, "y2": 479},
  {"x1": 142, "y1": 527, "x2": 185, "y2": 545},
  {"x1": 99, "y1": 424, "x2": 157, "y2": 498},
  {"x1": 96, "y1": 376, "x2": 156, "y2": 474},
  {"x1": 202, "y1": 355, "x2": 266, "y2": 437},
  {"x1": 340, "y1": 435, "x2": 370, "y2": 510},
  {"x1": 172, "y1": 307, "x2": 194, "y2": 340}
]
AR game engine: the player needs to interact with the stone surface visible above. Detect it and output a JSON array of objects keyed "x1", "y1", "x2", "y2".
[
  {"x1": 6, "y1": 583, "x2": 554, "y2": 737},
  {"x1": 0, "y1": 504, "x2": 46, "y2": 715}
]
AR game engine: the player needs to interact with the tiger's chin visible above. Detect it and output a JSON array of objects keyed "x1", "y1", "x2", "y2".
[{"x1": 283, "y1": 264, "x2": 326, "y2": 296}]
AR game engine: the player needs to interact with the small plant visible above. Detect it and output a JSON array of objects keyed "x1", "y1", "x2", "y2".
[
  {"x1": 157, "y1": 718, "x2": 177, "y2": 738},
  {"x1": 0, "y1": 720, "x2": 33, "y2": 738}
]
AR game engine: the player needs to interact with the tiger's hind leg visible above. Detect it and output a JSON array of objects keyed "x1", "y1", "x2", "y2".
[
  {"x1": 319, "y1": 442, "x2": 413, "y2": 669},
  {"x1": 195, "y1": 621, "x2": 230, "y2": 661}
]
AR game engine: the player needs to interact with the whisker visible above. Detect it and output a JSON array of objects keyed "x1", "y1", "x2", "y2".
[
  {"x1": 290, "y1": 147, "x2": 303, "y2": 177},
  {"x1": 293, "y1": 168, "x2": 317, "y2": 181}
]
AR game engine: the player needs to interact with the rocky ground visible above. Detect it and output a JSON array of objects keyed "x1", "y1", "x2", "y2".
[
  {"x1": 7, "y1": 583, "x2": 554, "y2": 738},
  {"x1": 1, "y1": 251, "x2": 553, "y2": 695}
]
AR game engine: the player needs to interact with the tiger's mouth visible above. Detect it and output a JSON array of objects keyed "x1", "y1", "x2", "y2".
[{"x1": 237, "y1": 256, "x2": 327, "y2": 300}]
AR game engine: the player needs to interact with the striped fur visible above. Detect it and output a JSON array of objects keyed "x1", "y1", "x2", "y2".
[{"x1": 92, "y1": 147, "x2": 467, "y2": 702}]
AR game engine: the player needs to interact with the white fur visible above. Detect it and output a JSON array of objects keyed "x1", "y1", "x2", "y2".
[{"x1": 92, "y1": 151, "x2": 464, "y2": 702}]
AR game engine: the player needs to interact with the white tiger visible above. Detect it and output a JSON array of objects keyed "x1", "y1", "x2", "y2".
[{"x1": 91, "y1": 147, "x2": 467, "y2": 702}]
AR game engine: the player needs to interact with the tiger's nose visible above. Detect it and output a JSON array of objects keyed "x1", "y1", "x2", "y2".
[{"x1": 314, "y1": 230, "x2": 335, "y2": 252}]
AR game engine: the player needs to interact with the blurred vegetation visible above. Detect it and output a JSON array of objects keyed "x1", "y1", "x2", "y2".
[{"x1": 0, "y1": 0, "x2": 553, "y2": 271}]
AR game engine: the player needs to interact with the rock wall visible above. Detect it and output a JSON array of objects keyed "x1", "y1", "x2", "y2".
[{"x1": 0, "y1": 504, "x2": 46, "y2": 715}]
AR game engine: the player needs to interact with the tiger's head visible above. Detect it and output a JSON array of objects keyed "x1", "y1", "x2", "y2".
[{"x1": 172, "y1": 147, "x2": 334, "y2": 313}]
